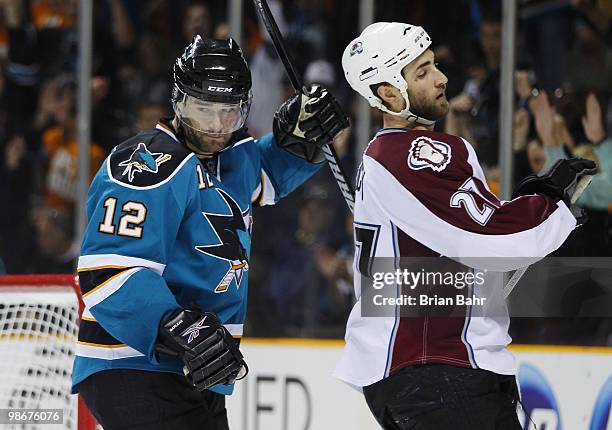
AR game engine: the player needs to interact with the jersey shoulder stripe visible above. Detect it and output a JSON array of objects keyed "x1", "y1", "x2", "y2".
[{"x1": 108, "y1": 128, "x2": 195, "y2": 189}]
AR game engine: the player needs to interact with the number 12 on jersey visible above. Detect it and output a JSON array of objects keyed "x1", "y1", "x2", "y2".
[{"x1": 98, "y1": 197, "x2": 147, "y2": 238}]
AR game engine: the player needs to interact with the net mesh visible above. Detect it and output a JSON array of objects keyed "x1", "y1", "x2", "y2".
[{"x1": 0, "y1": 280, "x2": 80, "y2": 430}]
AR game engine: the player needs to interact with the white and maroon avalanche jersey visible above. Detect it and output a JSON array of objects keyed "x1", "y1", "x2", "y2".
[{"x1": 333, "y1": 128, "x2": 577, "y2": 389}]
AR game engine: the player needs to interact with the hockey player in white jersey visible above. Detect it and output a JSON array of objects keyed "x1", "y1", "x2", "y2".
[{"x1": 337, "y1": 23, "x2": 596, "y2": 429}]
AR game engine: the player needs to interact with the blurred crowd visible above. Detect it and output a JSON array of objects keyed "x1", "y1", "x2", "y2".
[{"x1": 0, "y1": 0, "x2": 610, "y2": 344}]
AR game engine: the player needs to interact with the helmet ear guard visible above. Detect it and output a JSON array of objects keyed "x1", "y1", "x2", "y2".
[{"x1": 342, "y1": 22, "x2": 435, "y2": 126}]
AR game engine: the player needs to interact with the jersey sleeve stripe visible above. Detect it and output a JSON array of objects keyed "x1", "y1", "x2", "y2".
[
  {"x1": 256, "y1": 169, "x2": 276, "y2": 206},
  {"x1": 80, "y1": 267, "x2": 130, "y2": 297},
  {"x1": 83, "y1": 269, "x2": 129, "y2": 299},
  {"x1": 78, "y1": 254, "x2": 166, "y2": 275},
  {"x1": 78, "y1": 265, "x2": 130, "y2": 272},
  {"x1": 75, "y1": 342, "x2": 144, "y2": 360},
  {"x1": 224, "y1": 324, "x2": 243, "y2": 337},
  {"x1": 82, "y1": 267, "x2": 141, "y2": 309},
  {"x1": 462, "y1": 138, "x2": 489, "y2": 189},
  {"x1": 81, "y1": 307, "x2": 95, "y2": 320},
  {"x1": 78, "y1": 320, "x2": 125, "y2": 346},
  {"x1": 251, "y1": 177, "x2": 263, "y2": 204},
  {"x1": 77, "y1": 341, "x2": 128, "y2": 348}
]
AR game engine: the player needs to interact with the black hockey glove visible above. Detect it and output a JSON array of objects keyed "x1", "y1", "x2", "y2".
[
  {"x1": 156, "y1": 308, "x2": 248, "y2": 392},
  {"x1": 273, "y1": 85, "x2": 349, "y2": 163},
  {"x1": 512, "y1": 158, "x2": 597, "y2": 225}
]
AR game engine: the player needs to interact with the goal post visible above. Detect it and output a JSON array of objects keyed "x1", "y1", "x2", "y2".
[{"x1": 0, "y1": 274, "x2": 96, "y2": 430}]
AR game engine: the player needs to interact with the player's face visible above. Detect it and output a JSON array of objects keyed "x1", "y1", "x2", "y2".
[
  {"x1": 402, "y1": 50, "x2": 449, "y2": 121},
  {"x1": 181, "y1": 124, "x2": 232, "y2": 155},
  {"x1": 175, "y1": 93, "x2": 251, "y2": 154}
]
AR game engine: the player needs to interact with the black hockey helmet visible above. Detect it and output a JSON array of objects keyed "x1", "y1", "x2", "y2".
[{"x1": 172, "y1": 35, "x2": 252, "y2": 104}]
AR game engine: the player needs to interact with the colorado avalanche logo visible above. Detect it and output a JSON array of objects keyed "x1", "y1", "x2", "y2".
[
  {"x1": 408, "y1": 136, "x2": 451, "y2": 172},
  {"x1": 118, "y1": 142, "x2": 172, "y2": 182},
  {"x1": 350, "y1": 41, "x2": 363, "y2": 57}
]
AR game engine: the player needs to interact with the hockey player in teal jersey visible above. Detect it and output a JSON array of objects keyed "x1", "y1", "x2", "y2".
[{"x1": 73, "y1": 35, "x2": 348, "y2": 429}]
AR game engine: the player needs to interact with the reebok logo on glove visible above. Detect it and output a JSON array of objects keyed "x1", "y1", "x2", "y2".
[{"x1": 182, "y1": 316, "x2": 210, "y2": 344}]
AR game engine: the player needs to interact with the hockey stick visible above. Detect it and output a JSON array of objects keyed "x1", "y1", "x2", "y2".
[
  {"x1": 252, "y1": 0, "x2": 356, "y2": 213},
  {"x1": 503, "y1": 174, "x2": 593, "y2": 298}
]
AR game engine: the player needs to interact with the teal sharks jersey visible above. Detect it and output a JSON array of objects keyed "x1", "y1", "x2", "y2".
[{"x1": 72, "y1": 121, "x2": 321, "y2": 394}]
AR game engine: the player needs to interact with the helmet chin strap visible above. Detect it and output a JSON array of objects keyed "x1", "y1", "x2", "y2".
[
  {"x1": 397, "y1": 86, "x2": 435, "y2": 126},
  {"x1": 375, "y1": 84, "x2": 436, "y2": 127}
]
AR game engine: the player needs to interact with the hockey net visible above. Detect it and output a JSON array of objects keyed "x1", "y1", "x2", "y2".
[{"x1": 0, "y1": 275, "x2": 96, "y2": 430}]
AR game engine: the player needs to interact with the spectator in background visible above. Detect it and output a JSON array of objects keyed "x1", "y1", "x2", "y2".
[
  {"x1": 182, "y1": 0, "x2": 211, "y2": 43},
  {"x1": 314, "y1": 211, "x2": 355, "y2": 325},
  {"x1": 136, "y1": 102, "x2": 168, "y2": 133},
  {"x1": 446, "y1": 12, "x2": 501, "y2": 173},
  {"x1": 29, "y1": 206, "x2": 77, "y2": 273},
  {"x1": 117, "y1": 32, "x2": 172, "y2": 134},
  {"x1": 571, "y1": 0, "x2": 611, "y2": 41},
  {"x1": 525, "y1": 88, "x2": 612, "y2": 344},
  {"x1": 247, "y1": 0, "x2": 287, "y2": 136},
  {"x1": 89, "y1": 0, "x2": 139, "y2": 147},
  {"x1": 0, "y1": 5, "x2": 9, "y2": 61},
  {"x1": 1, "y1": 131, "x2": 36, "y2": 273},
  {"x1": 265, "y1": 188, "x2": 346, "y2": 334},
  {"x1": 165, "y1": 0, "x2": 212, "y2": 59},
  {"x1": 301, "y1": 59, "x2": 357, "y2": 248},
  {"x1": 521, "y1": 0, "x2": 573, "y2": 92},
  {"x1": 376, "y1": 0, "x2": 474, "y2": 98},
  {"x1": 213, "y1": 21, "x2": 230, "y2": 40},
  {"x1": 39, "y1": 76, "x2": 105, "y2": 212},
  {"x1": 566, "y1": 19, "x2": 612, "y2": 95},
  {"x1": 304, "y1": 59, "x2": 336, "y2": 89},
  {"x1": 530, "y1": 90, "x2": 612, "y2": 255},
  {"x1": 2, "y1": 0, "x2": 42, "y2": 131},
  {"x1": 512, "y1": 69, "x2": 548, "y2": 187}
]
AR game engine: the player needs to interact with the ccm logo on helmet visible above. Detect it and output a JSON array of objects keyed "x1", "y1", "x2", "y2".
[{"x1": 208, "y1": 86, "x2": 234, "y2": 93}]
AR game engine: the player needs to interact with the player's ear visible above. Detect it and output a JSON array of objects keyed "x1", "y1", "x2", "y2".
[{"x1": 375, "y1": 84, "x2": 404, "y2": 113}]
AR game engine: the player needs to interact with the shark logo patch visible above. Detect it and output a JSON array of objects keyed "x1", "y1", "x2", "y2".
[
  {"x1": 196, "y1": 189, "x2": 250, "y2": 293},
  {"x1": 118, "y1": 142, "x2": 172, "y2": 182}
]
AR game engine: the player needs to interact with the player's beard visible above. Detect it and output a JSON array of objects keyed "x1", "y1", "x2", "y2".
[
  {"x1": 407, "y1": 90, "x2": 450, "y2": 122},
  {"x1": 180, "y1": 119, "x2": 232, "y2": 155}
]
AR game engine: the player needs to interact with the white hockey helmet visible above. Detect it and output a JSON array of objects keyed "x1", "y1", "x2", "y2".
[{"x1": 342, "y1": 22, "x2": 434, "y2": 125}]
